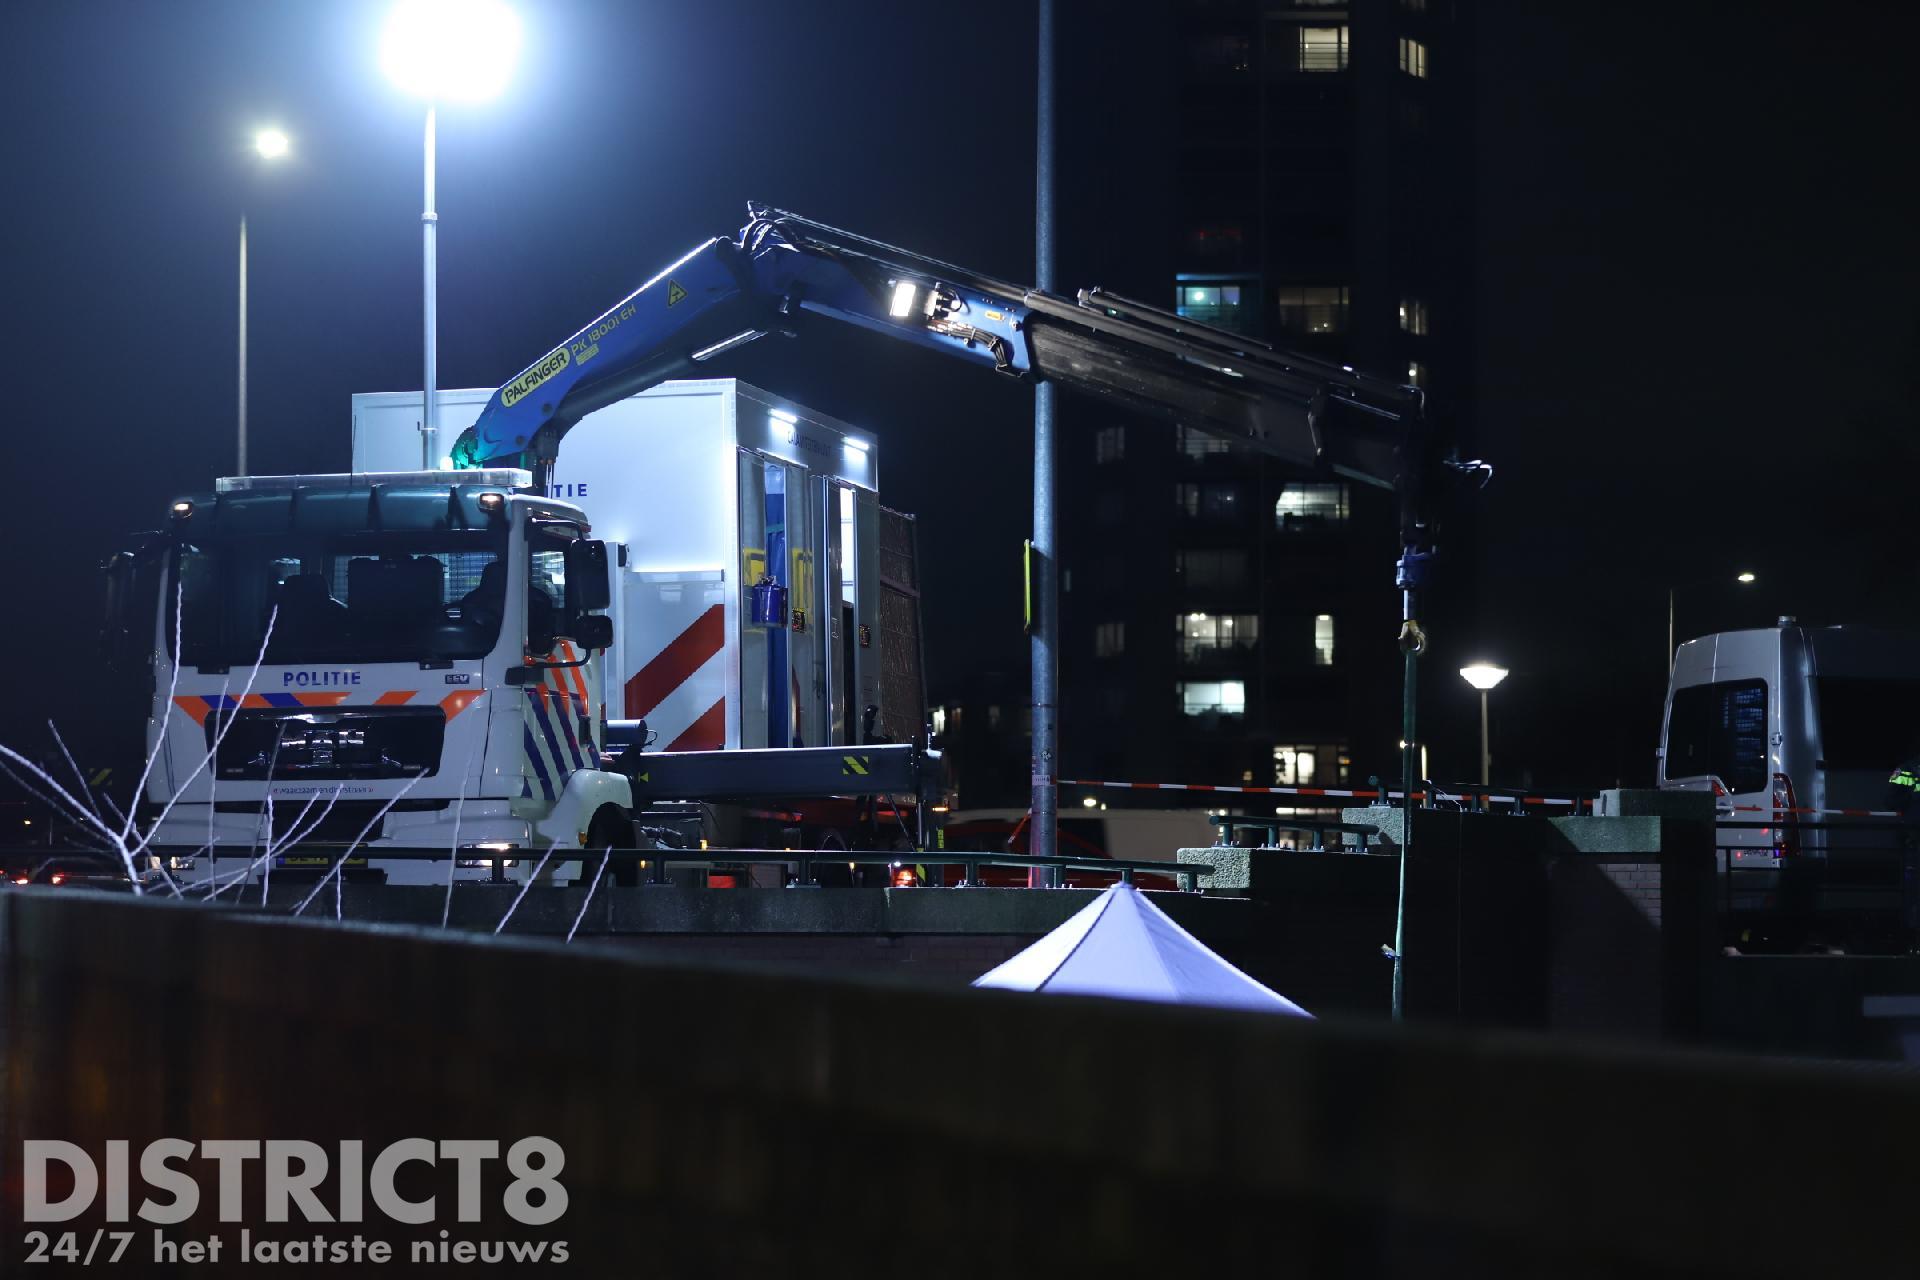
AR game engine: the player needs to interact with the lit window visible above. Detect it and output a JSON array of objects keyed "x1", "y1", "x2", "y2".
[
  {"x1": 1174, "y1": 482, "x2": 1243, "y2": 521},
  {"x1": 1095, "y1": 621, "x2": 1126, "y2": 657},
  {"x1": 1094, "y1": 425, "x2": 1125, "y2": 464},
  {"x1": 1175, "y1": 278, "x2": 1259, "y2": 335},
  {"x1": 1398, "y1": 37, "x2": 1429, "y2": 78},
  {"x1": 1299, "y1": 26, "x2": 1349, "y2": 72},
  {"x1": 1275, "y1": 483, "x2": 1349, "y2": 528},
  {"x1": 1276, "y1": 286, "x2": 1348, "y2": 335},
  {"x1": 1314, "y1": 614, "x2": 1336, "y2": 666},
  {"x1": 1175, "y1": 549, "x2": 1250, "y2": 590},
  {"x1": 1407, "y1": 361, "x2": 1425, "y2": 387},
  {"x1": 1180, "y1": 680, "x2": 1247, "y2": 717},
  {"x1": 1178, "y1": 612, "x2": 1260, "y2": 659},
  {"x1": 1399, "y1": 296, "x2": 1428, "y2": 336},
  {"x1": 1273, "y1": 746, "x2": 1319, "y2": 787},
  {"x1": 1176, "y1": 425, "x2": 1233, "y2": 459}
]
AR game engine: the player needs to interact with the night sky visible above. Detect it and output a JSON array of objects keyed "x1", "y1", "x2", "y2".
[{"x1": 2, "y1": 1, "x2": 1913, "y2": 792}]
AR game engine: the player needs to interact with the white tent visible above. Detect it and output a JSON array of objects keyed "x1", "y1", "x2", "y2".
[{"x1": 974, "y1": 883, "x2": 1310, "y2": 1016}]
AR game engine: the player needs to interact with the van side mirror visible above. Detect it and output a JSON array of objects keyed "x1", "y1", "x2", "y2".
[{"x1": 564, "y1": 539, "x2": 611, "y2": 613}]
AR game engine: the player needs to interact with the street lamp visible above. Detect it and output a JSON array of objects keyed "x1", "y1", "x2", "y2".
[
  {"x1": 1459, "y1": 663, "x2": 1509, "y2": 786},
  {"x1": 239, "y1": 128, "x2": 292, "y2": 477},
  {"x1": 1668, "y1": 571, "x2": 1759, "y2": 675},
  {"x1": 380, "y1": 0, "x2": 520, "y2": 467}
]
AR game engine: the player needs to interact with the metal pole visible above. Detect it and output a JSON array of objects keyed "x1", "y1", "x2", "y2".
[
  {"x1": 421, "y1": 104, "x2": 439, "y2": 469},
  {"x1": 1391, "y1": 541, "x2": 1429, "y2": 1022},
  {"x1": 1479, "y1": 688, "x2": 1490, "y2": 786},
  {"x1": 1030, "y1": 0, "x2": 1059, "y2": 878},
  {"x1": 1393, "y1": 641, "x2": 1417, "y2": 1018},
  {"x1": 237, "y1": 215, "x2": 248, "y2": 477}
]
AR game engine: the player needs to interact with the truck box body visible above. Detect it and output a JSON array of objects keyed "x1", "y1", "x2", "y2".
[{"x1": 351, "y1": 379, "x2": 912, "y2": 757}]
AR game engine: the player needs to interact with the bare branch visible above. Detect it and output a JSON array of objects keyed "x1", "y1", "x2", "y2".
[
  {"x1": 126, "y1": 603, "x2": 279, "y2": 862},
  {"x1": 441, "y1": 737, "x2": 482, "y2": 929},
  {"x1": 289, "y1": 770, "x2": 426, "y2": 917},
  {"x1": 493, "y1": 848, "x2": 555, "y2": 936},
  {"x1": 46, "y1": 721, "x2": 104, "y2": 826},
  {"x1": 119, "y1": 574, "x2": 187, "y2": 857},
  {"x1": 566, "y1": 848, "x2": 612, "y2": 944}
]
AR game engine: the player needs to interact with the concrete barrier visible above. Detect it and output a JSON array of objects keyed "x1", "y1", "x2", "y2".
[
  {"x1": 2, "y1": 888, "x2": 1915, "y2": 1277},
  {"x1": 1177, "y1": 803, "x2": 1717, "y2": 1038}
]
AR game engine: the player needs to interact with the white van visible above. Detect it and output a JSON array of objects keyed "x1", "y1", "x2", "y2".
[{"x1": 1658, "y1": 621, "x2": 1920, "y2": 869}]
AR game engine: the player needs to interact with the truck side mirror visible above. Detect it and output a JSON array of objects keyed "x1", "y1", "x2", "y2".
[
  {"x1": 564, "y1": 539, "x2": 611, "y2": 613},
  {"x1": 572, "y1": 614, "x2": 613, "y2": 652}
]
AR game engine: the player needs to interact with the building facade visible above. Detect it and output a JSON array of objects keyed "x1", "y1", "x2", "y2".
[{"x1": 1058, "y1": 0, "x2": 1473, "y2": 801}]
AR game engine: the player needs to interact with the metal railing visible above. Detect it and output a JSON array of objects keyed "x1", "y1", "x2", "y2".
[
  {"x1": 1209, "y1": 815, "x2": 1380, "y2": 851},
  {"x1": 1714, "y1": 818, "x2": 1917, "y2": 952},
  {"x1": 16, "y1": 844, "x2": 1211, "y2": 893}
]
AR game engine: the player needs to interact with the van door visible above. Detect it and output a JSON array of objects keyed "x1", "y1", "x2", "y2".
[{"x1": 1664, "y1": 677, "x2": 1774, "y2": 867}]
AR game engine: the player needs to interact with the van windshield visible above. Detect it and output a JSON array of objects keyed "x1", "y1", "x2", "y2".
[
  {"x1": 1666, "y1": 680, "x2": 1768, "y2": 794},
  {"x1": 1816, "y1": 677, "x2": 1920, "y2": 771}
]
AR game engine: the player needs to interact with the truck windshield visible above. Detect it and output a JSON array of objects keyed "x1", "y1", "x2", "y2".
[
  {"x1": 1816, "y1": 677, "x2": 1920, "y2": 771},
  {"x1": 172, "y1": 529, "x2": 508, "y2": 667}
]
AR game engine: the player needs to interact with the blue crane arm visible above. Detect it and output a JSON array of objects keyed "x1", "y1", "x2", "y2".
[
  {"x1": 450, "y1": 210, "x2": 1035, "y2": 474},
  {"x1": 451, "y1": 205, "x2": 1470, "y2": 542}
]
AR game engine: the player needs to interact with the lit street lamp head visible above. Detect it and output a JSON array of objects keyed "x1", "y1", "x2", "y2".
[
  {"x1": 253, "y1": 128, "x2": 289, "y2": 160},
  {"x1": 1459, "y1": 663, "x2": 1509, "y2": 691},
  {"x1": 381, "y1": 0, "x2": 521, "y2": 102}
]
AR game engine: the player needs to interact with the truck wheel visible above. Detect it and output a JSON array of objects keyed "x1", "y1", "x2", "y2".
[{"x1": 586, "y1": 808, "x2": 631, "y2": 888}]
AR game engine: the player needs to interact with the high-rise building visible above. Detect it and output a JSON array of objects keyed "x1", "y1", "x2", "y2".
[{"x1": 1059, "y1": 0, "x2": 1474, "y2": 800}]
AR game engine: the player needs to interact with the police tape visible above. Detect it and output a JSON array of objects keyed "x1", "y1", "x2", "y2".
[
  {"x1": 1054, "y1": 778, "x2": 1905, "y2": 820},
  {"x1": 1052, "y1": 778, "x2": 1593, "y2": 809},
  {"x1": 1718, "y1": 803, "x2": 1905, "y2": 819}
]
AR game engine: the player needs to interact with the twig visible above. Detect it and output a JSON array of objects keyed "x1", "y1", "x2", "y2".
[
  {"x1": 566, "y1": 848, "x2": 612, "y2": 944},
  {"x1": 493, "y1": 849, "x2": 554, "y2": 936},
  {"x1": 442, "y1": 734, "x2": 482, "y2": 929},
  {"x1": 289, "y1": 771, "x2": 425, "y2": 917}
]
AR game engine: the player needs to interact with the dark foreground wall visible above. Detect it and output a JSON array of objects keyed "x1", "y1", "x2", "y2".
[{"x1": 2, "y1": 889, "x2": 1915, "y2": 1278}]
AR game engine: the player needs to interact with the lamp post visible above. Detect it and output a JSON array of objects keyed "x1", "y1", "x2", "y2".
[
  {"x1": 1668, "y1": 571, "x2": 1759, "y2": 675},
  {"x1": 381, "y1": 0, "x2": 520, "y2": 469},
  {"x1": 239, "y1": 128, "x2": 290, "y2": 477},
  {"x1": 1459, "y1": 663, "x2": 1509, "y2": 786}
]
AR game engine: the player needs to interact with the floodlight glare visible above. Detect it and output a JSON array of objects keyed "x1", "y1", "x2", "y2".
[
  {"x1": 253, "y1": 128, "x2": 290, "y2": 159},
  {"x1": 381, "y1": 0, "x2": 520, "y2": 102},
  {"x1": 1459, "y1": 663, "x2": 1509, "y2": 691}
]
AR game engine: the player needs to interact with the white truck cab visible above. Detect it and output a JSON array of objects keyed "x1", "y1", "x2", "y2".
[{"x1": 134, "y1": 470, "x2": 627, "y2": 887}]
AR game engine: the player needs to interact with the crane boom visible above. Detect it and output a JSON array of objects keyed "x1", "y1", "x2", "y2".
[
  {"x1": 450, "y1": 203, "x2": 1486, "y2": 909},
  {"x1": 451, "y1": 204, "x2": 1462, "y2": 547}
]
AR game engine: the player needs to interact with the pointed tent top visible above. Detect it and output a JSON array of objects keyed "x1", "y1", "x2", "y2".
[{"x1": 974, "y1": 883, "x2": 1310, "y2": 1016}]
